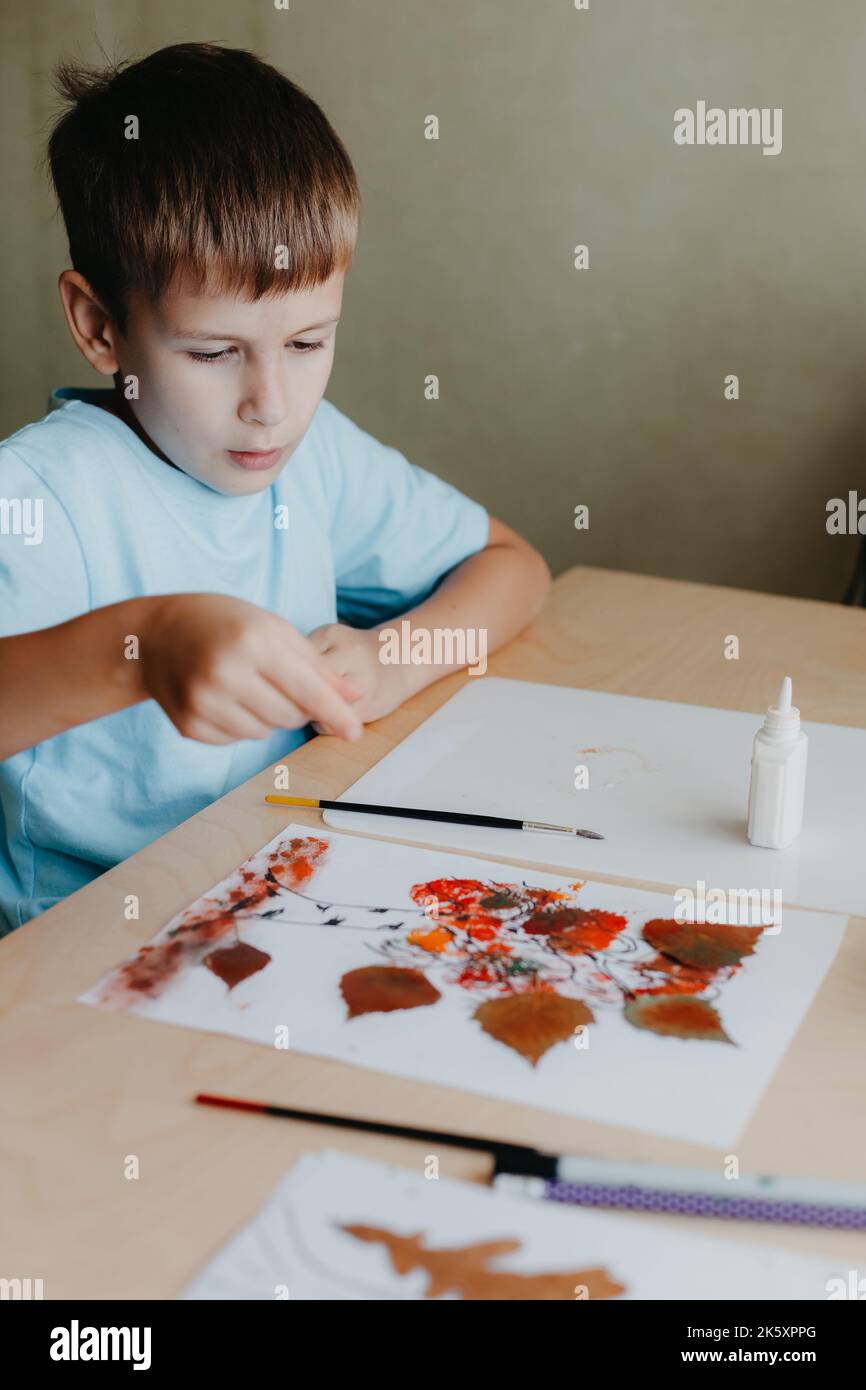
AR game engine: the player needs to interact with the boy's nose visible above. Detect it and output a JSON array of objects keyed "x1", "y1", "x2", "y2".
[{"x1": 239, "y1": 374, "x2": 288, "y2": 428}]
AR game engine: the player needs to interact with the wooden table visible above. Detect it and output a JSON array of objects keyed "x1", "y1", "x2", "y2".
[{"x1": 2, "y1": 567, "x2": 865, "y2": 1299}]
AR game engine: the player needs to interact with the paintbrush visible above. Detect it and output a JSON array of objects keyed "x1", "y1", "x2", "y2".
[
  {"x1": 264, "y1": 794, "x2": 604, "y2": 839},
  {"x1": 194, "y1": 1093, "x2": 866, "y2": 1230}
]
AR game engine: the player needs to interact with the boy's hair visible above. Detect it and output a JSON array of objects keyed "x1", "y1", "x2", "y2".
[{"x1": 47, "y1": 42, "x2": 361, "y2": 332}]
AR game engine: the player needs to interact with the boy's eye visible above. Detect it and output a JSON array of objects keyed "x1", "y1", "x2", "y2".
[
  {"x1": 186, "y1": 340, "x2": 325, "y2": 364},
  {"x1": 187, "y1": 348, "x2": 235, "y2": 364}
]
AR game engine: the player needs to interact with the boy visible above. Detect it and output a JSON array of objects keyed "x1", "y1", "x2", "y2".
[{"x1": 0, "y1": 43, "x2": 550, "y2": 935}]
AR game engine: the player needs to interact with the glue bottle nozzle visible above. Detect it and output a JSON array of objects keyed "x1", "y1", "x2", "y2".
[{"x1": 776, "y1": 676, "x2": 792, "y2": 713}]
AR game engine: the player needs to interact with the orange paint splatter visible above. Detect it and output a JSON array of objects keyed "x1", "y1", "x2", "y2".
[
  {"x1": 633, "y1": 953, "x2": 718, "y2": 997},
  {"x1": 523, "y1": 907, "x2": 627, "y2": 954},
  {"x1": 407, "y1": 925, "x2": 452, "y2": 953},
  {"x1": 99, "y1": 834, "x2": 329, "y2": 1004}
]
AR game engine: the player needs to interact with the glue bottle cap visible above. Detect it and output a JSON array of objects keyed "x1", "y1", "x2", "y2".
[{"x1": 764, "y1": 676, "x2": 800, "y2": 735}]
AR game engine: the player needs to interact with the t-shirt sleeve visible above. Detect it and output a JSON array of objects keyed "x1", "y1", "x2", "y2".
[
  {"x1": 315, "y1": 402, "x2": 490, "y2": 628},
  {"x1": 0, "y1": 445, "x2": 90, "y2": 637}
]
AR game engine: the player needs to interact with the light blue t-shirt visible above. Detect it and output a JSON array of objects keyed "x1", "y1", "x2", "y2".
[{"x1": 0, "y1": 388, "x2": 489, "y2": 934}]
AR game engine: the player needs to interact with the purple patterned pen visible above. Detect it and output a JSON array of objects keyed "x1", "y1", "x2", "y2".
[{"x1": 492, "y1": 1156, "x2": 866, "y2": 1231}]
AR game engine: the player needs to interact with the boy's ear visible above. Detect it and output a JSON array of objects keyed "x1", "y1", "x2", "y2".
[{"x1": 57, "y1": 270, "x2": 122, "y2": 376}]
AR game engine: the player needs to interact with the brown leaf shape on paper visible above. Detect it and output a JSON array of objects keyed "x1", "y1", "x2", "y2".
[
  {"x1": 203, "y1": 941, "x2": 272, "y2": 989},
  {"x1": 624, "y1": 994, "x2": 733, "y2": 1043},
  {"x1": 340, "y1": 965, "x2": 441, "y2": 1019},
  {"x1": 474, "y1": 991, "x2": 594, "y2": 1065},
  {"x1": 342, "y1": 1225, "x2": 626, "y2": 1300},
  {"x1": 642, "y1": 918, "x2": 762, "y2": 970}
]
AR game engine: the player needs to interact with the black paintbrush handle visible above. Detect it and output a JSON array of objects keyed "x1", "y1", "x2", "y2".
[{"x1": 318, "y1": 799, "x2": 603, "y2": 840}]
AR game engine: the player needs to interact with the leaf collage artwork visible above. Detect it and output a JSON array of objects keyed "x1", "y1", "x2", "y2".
[
  {"x1": 82, "y1": 824, "x2": 848, "y2": 1147},
  {"x1": 338, "y1": 877, "x2": 763, "y2": 1063}
]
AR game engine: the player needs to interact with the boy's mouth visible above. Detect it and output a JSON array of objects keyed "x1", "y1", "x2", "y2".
[{"x1": 226, "y1": 448, "x2": 284, "y2": 471}]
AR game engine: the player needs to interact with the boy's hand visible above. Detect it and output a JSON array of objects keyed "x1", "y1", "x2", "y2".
[
  {"x1": 305, "y1": 622, "x2": 410, "y2": 733},
  {"x1": 139, "y1": 594, "x2": 364, "y2": 744}
]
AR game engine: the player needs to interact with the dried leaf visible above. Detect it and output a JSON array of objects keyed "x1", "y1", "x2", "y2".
[
  {"x1": 341, "y1": 1225, "x2": 625, "y2": 1300},
  {"x1": 203, "y1": 941, "x2": 272, "y2": 989},
  {"x1": 340, "y1": 965, "x2": 441, "y2": 1018},
  {"x1": 624, "y1": 994, "x2": 733, "y2": 1043},
  {"x1": 474, "y1": 991, "x2": 594, "y2": 1065},
  {"x1": 642, "y1": 918, "x2": 762, "y2": 970}
]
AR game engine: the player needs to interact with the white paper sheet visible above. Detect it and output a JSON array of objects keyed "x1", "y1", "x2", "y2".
[
  {"x1": 183, "y1": 1149, "x2": 851, "y2": 1301},
  {"x1": 322, "y1": 677, "x2": 866, "y2": 917},
  {"x1": 81, "y1": 823, "x2": 847, "y2": 1147}
]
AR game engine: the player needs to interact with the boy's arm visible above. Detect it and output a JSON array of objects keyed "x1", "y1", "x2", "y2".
[
  {"x1": 380, "y1": 515, "x2": 551, "y2": 697},
  {"x1": 0, "y1": 598, "x2": 160, "y2": 760},
  {"x1": 0, "y1": 594, "x2": 365, "y2": 761},
  {"x1": 306, "y1": 517, "x2": 551, "y2": 730}
]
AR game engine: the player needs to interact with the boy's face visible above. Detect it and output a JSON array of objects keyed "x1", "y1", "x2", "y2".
[{"x1": 113, "y1": 270, "x2": 345, "y2": 496}]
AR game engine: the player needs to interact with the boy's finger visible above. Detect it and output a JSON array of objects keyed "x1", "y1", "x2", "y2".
[
  {"x1": 334, "y1": 672, "x2": 363, "y2": 701},
  {"x1": 194, "y1": 691, "x2": 277, "y2": 742},
  {"x1": 239, "y1": 676, "x2": 309, "y2": 732},
  {"x1": 269, "y1": 651, "x2": 363, "y2": 739}
]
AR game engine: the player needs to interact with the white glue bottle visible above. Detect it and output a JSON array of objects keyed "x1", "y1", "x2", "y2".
[{"x1": 747, "y1": 676, "x2": 808, "y2": 849}]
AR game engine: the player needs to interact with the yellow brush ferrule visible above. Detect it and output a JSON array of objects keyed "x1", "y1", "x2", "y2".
[{"x1": 264, "y1": 795, "x2": 321, "y2": 808}]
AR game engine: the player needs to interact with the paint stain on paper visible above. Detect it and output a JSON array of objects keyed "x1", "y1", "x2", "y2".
[
  {"x1": 97, "y1": 835, "x2": 329, "y2": 1004},
  {"x1": 522, "y1": 906, "x2": 627, "y2": 954},
  {"x1": 633, "y1": 954, "x2": 718, "y2": 997},
  {"x1": 341, "y1": 1225, "x2": 626, "y2": 1300},
  {"x1": 340, "y1": 965, "x2": 442, "y2": 1018},
  {"x1": 575, "y1": 745, "x2": 650, "y2": 789},
  {"x1": 474, "y1": 991, "x2": 595, "y2": 1066}
]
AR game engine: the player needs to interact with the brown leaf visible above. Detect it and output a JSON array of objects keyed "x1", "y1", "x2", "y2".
[
  {"x1": 342, "y1": 1225, "x2": 626, "y2": 1300},
  {"x1": 340, "y1": 965, "x2": 441, "y2": 1019},
  {"x1": 203, "y1": 941, "x2": 271, "y2": 989},
  {"x1": 474, "y1": 991, "x2": 594, "y2": 1065},
  {"x1": 642, "y1": 918, "x2": 762, "y2": 970},
  {"x1": 624, "y1": 994, "x2": 733, "y2": 1043}
]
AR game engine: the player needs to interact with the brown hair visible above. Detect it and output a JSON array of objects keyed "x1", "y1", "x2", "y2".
[{"x1": 47, "y1": 42, "x2": 361, "y2": 332}]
